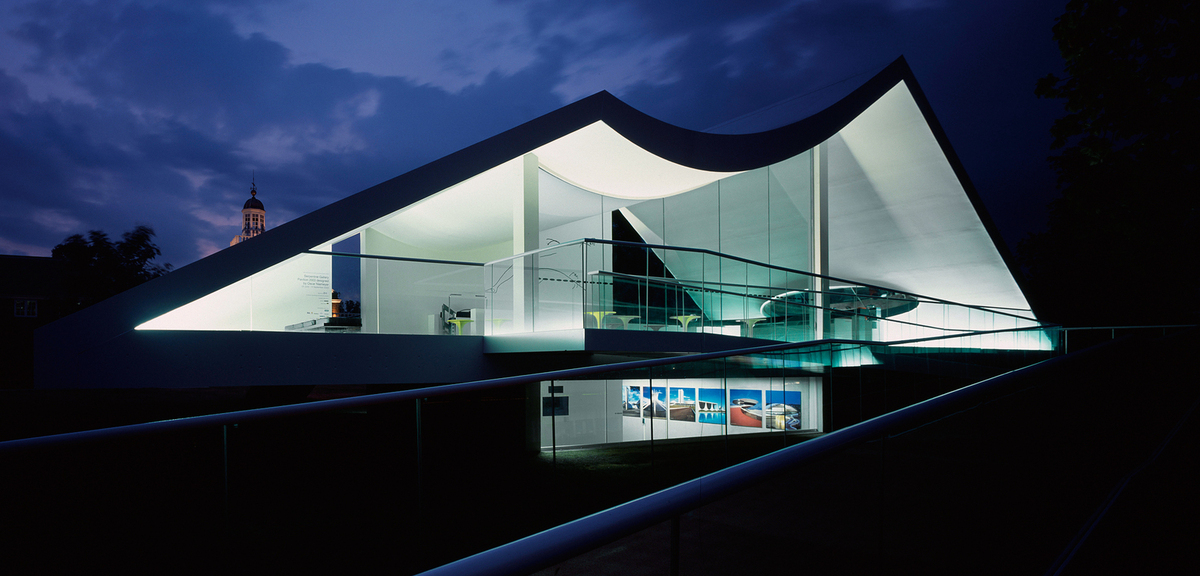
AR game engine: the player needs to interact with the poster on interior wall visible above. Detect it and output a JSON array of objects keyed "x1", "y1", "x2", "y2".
[
  {"x1": 697, "y1": 388, "x2": 726, "y2": 425},
  {"x1": 669, "y1": 387, "x2": 696, "y2": 422},
  {"x1": 298, "y1": 271, "x2": 332, "y2": 320},
  {"x1": 623, "y1": 386, "x2": 643, "y2": 417},
  {"x1": 765, "y1": 390, "x2": 803, "y2": 430},
  {"x1": 646, "y1": 386, "x2": 667, "y2": 419},
  {"x1": 730, "y1": 389, "x2": 763, "y2": 428}
]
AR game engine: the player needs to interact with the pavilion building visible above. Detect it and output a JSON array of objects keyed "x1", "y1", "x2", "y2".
[{"x1": 35, "y1": 57, "x2": 1052, "y2": 447}]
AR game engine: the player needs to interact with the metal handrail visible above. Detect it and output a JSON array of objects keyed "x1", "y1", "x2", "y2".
[
  {"x1": 0, "y1": 326, "x2": 1055, "y2": 454},
  {"x1": 591, "y1": 270, "x2": 974, "y2": 335},
  {"x1": 304, "y1": 250, "x2": 485, "y2": 267},
  {"x1": 487, "y1": 238, "x2": 1040, "y2": 322},
  {"x1": 417, "y1": 331, "x2": 1113, "y2": 576}
]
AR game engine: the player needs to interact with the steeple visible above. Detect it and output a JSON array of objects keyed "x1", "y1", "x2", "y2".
[{"x1": 230, "y1": 176, "x2": 266, "y2": 246}]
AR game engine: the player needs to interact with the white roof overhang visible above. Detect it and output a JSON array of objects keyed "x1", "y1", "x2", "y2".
[{"x1": 827, "y1": 81, "x2": 1031, "y2": 311}]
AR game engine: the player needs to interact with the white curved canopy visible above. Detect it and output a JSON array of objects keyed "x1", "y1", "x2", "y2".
[{"x1": 533, "y1": 121, "x2": 739, "y2": 199}]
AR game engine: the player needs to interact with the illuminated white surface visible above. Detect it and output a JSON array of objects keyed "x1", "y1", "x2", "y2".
[
  {"x1": 138, "y1": 253, "x2": 332, "y2": 331},
  {"x1": 365, "y1": 157, "x2": 525, "y2": 255},
  {"x1": 136, "y1": 277, "x2": 253, "y2": 331},
  {"x1": 363, "y1": 122, "x2": 739, "y2": 257},
  {"x1": 534, "y1": 121, "x2": 740, "y2": 198},
  {"x1": 828, "y1": 82, "x2": 1032, "y2": 313}
]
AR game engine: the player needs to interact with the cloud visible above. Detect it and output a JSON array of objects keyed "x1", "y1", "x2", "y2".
[
  {"x1": 220, "y1": 0, "x2": 539, "y2": 92},
  {"x1": 0, "y1": 236, "x2": 51, "y2": 257},
  {"x1": 175, "y1": 168, "x2": 217, "y2": 191},
  {"x1": 0, "y1": 0, "x2": 899, "y2": 265},
  {"x1": 194, "y1": 237, "x2": 222, "y2": 259},
  {"x1": 0, "y1": 0, "x2": 1050, "y2": 268},
  {"x1": 31, "y1": 208, "x2": 83, "y2": 234},
  {"x1": 189, "y1": 206, "x2": 238, "y2": 229},
  {"x1": 553, "y1": 34, "x2": 688, "y2": 101},
  {"x1": 340, "y1": 89, "x2": 381, "y2": 119}
]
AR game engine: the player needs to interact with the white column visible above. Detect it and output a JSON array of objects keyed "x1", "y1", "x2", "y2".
[
  {"x1": 512, "y1": 153, "x2": 539, "y2": 331},
  {"x1": 812, "y1": 143, "x2": 829, "y2": 340}
]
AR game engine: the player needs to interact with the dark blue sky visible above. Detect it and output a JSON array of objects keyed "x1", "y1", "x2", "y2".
[{"x1": 0, "y1": 0, "x2": 1067, "y2": 268}]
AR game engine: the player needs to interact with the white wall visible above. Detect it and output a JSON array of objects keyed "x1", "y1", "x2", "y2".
[{"x1": 139, "y1": 251, "x2": 333, "y2": 331}]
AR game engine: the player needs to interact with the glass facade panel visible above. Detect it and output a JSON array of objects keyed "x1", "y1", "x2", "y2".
[
  {"x1": 538, "y1": 355, "x2": 825, "y2": 449},
  {"x1": 663, "y1": 182, "x2": 718, "y2": 251},
  {"x1": 718, "y1": 168, "x2": 769, "y2": 264},
  {"x1": 768, "y1": 151, "x2": 813, "y2": 272}
]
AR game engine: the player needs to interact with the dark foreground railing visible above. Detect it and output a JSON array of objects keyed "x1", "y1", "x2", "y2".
[
  {"x1": 419, "y1": 327, "x2": 1197, "y2": 576},
  {"x1": 416, "y1": 350, "x2": 1064, "y2": 576}
]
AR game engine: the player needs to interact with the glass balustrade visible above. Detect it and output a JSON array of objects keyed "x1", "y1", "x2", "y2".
[
  {"x1": 142, "y1": 241, "x2": 1048, "y2": 351},
  {"x1": 484, "y1": 239, "x2": 1052, "y2": 351}
]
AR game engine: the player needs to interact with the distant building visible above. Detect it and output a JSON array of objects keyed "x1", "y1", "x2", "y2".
[
  {"x1": 1, "y1": 255, "x2": 70, "y2": 388},
  {"x1": 229, "y1": 180, "x2": 266, "y2": 246}
]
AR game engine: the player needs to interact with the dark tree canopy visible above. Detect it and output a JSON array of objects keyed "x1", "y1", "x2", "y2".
[
  {"x1": 1021, "y1": 0, "x2": 1198, "y2": 326},
  {"x1": 52, "y1": 225, "x2": 172, "y2": 309}
]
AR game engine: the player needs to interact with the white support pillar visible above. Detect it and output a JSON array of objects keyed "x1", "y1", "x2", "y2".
[
  {"x1": 812, "y1": 142, "x2": 829, "y2": 340},
  {"x1": 512, "y1": 153, "x2": 539, "y2": 331}
]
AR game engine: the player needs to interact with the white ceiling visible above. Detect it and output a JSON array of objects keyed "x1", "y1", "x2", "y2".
[
  {"x1": 348, "y1": 84, "x2": 1031, "y2": 312},
  {"x1": 362, "y1": 121, "x2": 741, "y2": 253},
  {"x1": 534, "y1": 121, "x2": 739, "y2": 198},
  {"x1": 827, "y1": 81, "x2": 1030, "y2": 311}
]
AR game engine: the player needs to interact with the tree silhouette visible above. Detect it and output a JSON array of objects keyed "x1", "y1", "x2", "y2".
[
  {"x1": 52, "y1": 225, "x2": 173, "y2": 310},
  {"x1": 1021, "y1": 0, "x2": 1197, "y2": 325}
]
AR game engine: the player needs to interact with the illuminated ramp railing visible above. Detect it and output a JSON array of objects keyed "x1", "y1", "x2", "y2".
[
  {"x1": 422, "y1": 326, "x2": 1199, "y2": 576},
  {"x1": 484, "y1": 238, "x2": 1050, "y2": 350}
]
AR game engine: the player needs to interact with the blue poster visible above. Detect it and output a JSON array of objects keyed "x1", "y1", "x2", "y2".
[
  {"x1": 668, "y1": 387, "x2": 696, "y2": 422},
  {"x1": 765, "y1": 390, "x2": 803, "y2": 430},
  {"x1": 697, "y1": 388, "x2": 726, "y2": 425},
  {"x1": 623, "y1": 385, "x2": 643, "y2": 417},
  {"x1": 647, "y1": 386, "x2": 667, "y2": 418},
  {"x1": 730, "y1": 389, "x2": 763, "y2": 428}
]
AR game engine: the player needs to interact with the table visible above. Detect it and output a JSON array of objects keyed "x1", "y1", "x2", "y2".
[
  {"x1": 585, "y1": 311, "x2": 615, "y2": 328},
  {"x1": 738, "y1": 317, "x2": 766, "y2": 337},
  {"x1": 613, "y1": 315, "x2": 640, "y2": 330},
  {"x1": 447, "y1": 318, "x2": 473, "y2": 335},
  {"x1": 671, "y1": 314, "x2": 701, "y2": 332}
]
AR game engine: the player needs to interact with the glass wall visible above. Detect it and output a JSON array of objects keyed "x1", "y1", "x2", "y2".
[
  {"x1": 539, "y1": 374, "x2": 824, "y2": 449},
  {"x1": 485, "y1": 239, "x2": 1052, "y2": 351},
  {"x1": 138, "y1": 241, "x2": 1048, "y2": 352},
  {"x1": 489, "y1": 151, "x2": 818, "y2": 335},
  {"x1": 613, "y1": 151, "x2": 813, "y2": 274}
]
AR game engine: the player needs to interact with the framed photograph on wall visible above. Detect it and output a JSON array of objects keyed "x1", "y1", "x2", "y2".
[
  {"x1": 647, "y1": 386, "x2": 667, "y2": 419},
  {"x1": 623, "y1": 385, "x2": 643, "y2": 417},
  {"x1": 668, "y1": 387, "x2": 696, "y2": 422},
  {"x1": 765, "y1": 390, "x2": 802, "y2": 430},
  {"x1": 730, "y1": 389, "x2": 763, "y2": 428},
  {"x1": 697, "y1": 388, "x2": 726, "y2": 425}
]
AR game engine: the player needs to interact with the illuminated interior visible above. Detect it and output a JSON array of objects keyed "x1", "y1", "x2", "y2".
[{"x1": 138, "y1": 79, "x2": 1039, "y2": 357}]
